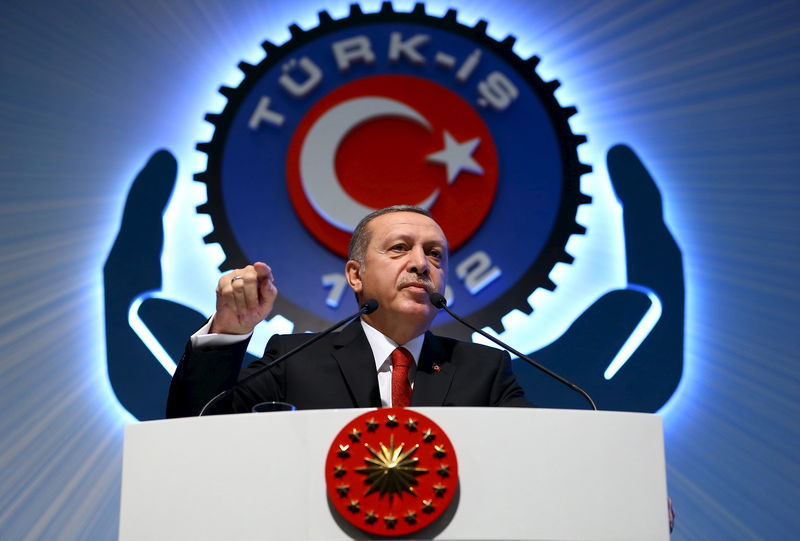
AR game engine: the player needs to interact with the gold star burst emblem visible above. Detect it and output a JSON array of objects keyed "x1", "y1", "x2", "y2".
[
  {"x1": 327, "y1": 408, "x2": 460, "y2": 535},
  {"x1": 355, "y1": 435, "x2": 428, "y2": 499}
]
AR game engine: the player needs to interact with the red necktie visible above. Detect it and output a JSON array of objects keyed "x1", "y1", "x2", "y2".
[{"x1": 391, "y1": 347, "x2": 413, "y2": 407}]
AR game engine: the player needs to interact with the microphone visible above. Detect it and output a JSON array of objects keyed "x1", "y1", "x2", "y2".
[
  {"x1": 198, "y1": 299, "x2": 379, "y2": 416},
  {"x1": 429, "y1": 293, "x2": 597, "y2": 410}
]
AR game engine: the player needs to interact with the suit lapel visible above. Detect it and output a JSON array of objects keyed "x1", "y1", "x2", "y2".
[
  {"x1": 331, "y1": 320, "x2": 382, "y2": 408},
  {"x1": 412, "y1": 332, "x2": 456, "y2": 406}
]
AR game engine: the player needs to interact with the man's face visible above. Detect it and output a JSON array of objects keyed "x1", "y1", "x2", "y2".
[{"x1": 346, "y1": 212, "x2": 448, "y2": 333}]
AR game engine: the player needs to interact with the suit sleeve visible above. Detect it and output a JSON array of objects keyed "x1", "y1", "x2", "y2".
[{"x1": 165, "y1": 334, "x2": 289, "y2": 418}]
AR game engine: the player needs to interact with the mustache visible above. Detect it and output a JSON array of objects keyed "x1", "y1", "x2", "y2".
[{"x1": 398, "y1": 275, "x2": 435, "y2": 292}]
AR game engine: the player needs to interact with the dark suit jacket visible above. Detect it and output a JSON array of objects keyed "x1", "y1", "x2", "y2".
[{"x1": 166, "y1": 320, "x2": 532, "y2": 417}]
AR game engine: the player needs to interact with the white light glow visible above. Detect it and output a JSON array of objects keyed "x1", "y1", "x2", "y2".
[
  {"x1": 604, "y1": 285, "x2": 663, "y2": 380},
  {"x1": 127, "y1": 293, "x2": 178, "y2": 377}
]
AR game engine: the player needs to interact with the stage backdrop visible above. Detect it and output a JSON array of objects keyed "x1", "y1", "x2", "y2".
[{"x1": 1, "y1": 0, "x2": 798, "y2": 539}]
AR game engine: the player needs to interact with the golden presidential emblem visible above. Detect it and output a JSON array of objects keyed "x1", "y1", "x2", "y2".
[{"x1": 325, "y1": 408, "x2": 459, "y2": 536}]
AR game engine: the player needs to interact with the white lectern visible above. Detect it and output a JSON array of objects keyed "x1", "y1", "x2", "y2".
[{"x1": 120, "y1": 408, "x2": 669, "y2": 540}]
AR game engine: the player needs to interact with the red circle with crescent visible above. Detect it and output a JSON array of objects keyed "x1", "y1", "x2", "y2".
[
  {"x1": 287, "y1": 74, "x2": 498, "y2": 258},
  {"x1": 324, "y1": 408, "x2": 459, "y2": 536}
]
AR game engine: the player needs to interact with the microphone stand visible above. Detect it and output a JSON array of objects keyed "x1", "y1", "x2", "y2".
[{"x1": 430, "y1": 293, "x2": 597, "y2": 410}]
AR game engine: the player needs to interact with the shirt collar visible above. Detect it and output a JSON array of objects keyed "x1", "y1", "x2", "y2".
[{"x1": 360, "y1": 319, "x2": 425, "y2": 372}]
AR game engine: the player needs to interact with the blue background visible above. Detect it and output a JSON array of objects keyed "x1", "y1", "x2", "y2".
[{"x1": 1, "y1": 1, "x2": 798, "y2": 539}]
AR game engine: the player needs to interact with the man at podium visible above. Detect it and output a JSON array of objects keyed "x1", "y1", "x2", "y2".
[{"x1": 166, "y1": 205, "x2": 531, "y2": 417}]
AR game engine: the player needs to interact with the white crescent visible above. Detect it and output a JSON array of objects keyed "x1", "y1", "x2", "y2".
[{"x1": 299, "y1": 97, "x2": 438, "y2": 232}]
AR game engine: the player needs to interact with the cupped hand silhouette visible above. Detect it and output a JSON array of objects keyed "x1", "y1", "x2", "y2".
[
  {"x1": 103, "y1": 151, "x2": 208, "y2": 420},
  {"x1": 517, "y1": 145, "x2": 684, "y2": 412}
]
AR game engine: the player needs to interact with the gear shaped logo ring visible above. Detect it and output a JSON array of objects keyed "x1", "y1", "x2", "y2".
[{"x1": 195, "y1": 2, "x2": 591, "y2": 338}]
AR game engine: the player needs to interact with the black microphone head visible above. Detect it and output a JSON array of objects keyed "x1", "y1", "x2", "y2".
[
  {"x1": 361, "y1": 299, "x2": 379, "y2": 314},
  {"x1": 429, "y1": 292, "x2": 447, "y2": 308}
]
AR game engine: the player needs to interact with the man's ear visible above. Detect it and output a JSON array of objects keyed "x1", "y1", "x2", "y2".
[{"x1": 345, "y1": 260, "x2": 363, "y2": 294}]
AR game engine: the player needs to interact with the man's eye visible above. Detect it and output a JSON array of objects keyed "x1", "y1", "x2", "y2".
[
  {"x1": 390, "y1": 244, "x2": 407, "y2": 251},
  {"x1": 429, "y1": 249, "x2": 442, "y2": 259}
]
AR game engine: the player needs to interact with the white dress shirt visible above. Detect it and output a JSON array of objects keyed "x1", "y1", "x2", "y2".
[{"x1": 359, "y1": 319, "x2": 423, "y2": 407}]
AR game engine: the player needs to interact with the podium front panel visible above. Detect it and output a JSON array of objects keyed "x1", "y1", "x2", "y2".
[{"x1": 120, "y1": 408, "x2": 668, "y2": 540}]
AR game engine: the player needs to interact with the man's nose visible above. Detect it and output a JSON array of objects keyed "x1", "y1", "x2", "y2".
[{"x1": 407, "y1": 246, "x2": 429, "y2": 274}]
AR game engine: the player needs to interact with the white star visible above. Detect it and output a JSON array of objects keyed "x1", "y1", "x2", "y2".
[{"x1": 426, "y1": 131, "x2": 484, "y2": 184}]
